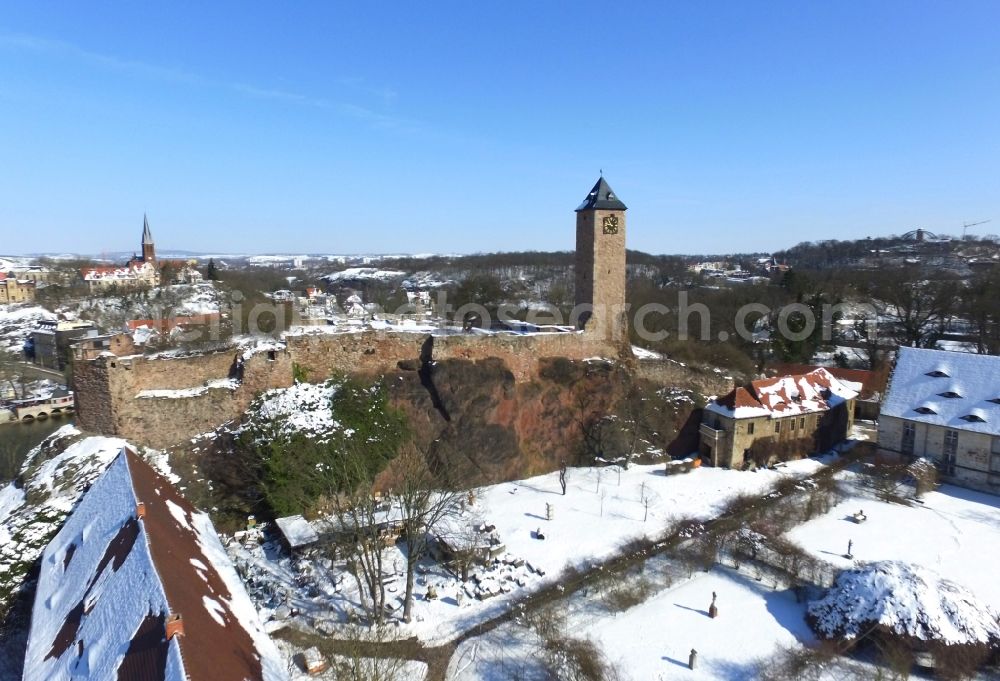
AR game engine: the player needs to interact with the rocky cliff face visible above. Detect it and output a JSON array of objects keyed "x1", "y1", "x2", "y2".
[{"x1": 385, "y1": 356, "x2": 637, "y2": 486}]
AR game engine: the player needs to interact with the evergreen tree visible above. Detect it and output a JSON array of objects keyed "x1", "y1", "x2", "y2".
[{"x1": 206, "y1": 258, "x2": 218, "y2": 281}]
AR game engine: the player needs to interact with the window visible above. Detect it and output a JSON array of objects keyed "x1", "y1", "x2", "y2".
[
  {"x1": 799, "y1": 417, "x2": 805, "y2": 430},
  {"x1": 960, "y1": 414, "x2": 986, "y2": 423},
  {"x1": 901, "y1": 422, "x2": 915, "y2": 455},
  {"x1": 926, "y1": 370, "x2": 949, "y2": 378},
  {"x1": 774, "y1": 421, "x2": 781, "y2": 434},
  {"x1": 943, "y1": 429, "x2": 958, "y2": 476},
  {"x1": 791, "y1": 419, "x2": 797, "y2": 431},
  {"x1": 914, "y1": 406, "x2": 937, "y2": 415},
  {"x1": 747, "y1": 422, "x2": 755, "y2": 435},
  {"x1": 938, "y1": 391, "x2": 962, "y2": 399}
]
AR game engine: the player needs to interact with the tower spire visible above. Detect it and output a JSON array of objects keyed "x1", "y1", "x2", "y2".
[
  {"x1": 142, "y1": 213, "x2": 154, "y2": 245},
  {"x1": 141, "y1": 214, "x2": 156, "y2": 263}
]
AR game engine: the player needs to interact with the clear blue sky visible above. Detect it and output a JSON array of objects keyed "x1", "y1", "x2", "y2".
[{"x1": 2, "y1": 2, "x2": 998, "y2": 256}]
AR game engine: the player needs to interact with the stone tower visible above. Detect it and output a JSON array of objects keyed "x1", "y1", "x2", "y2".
[
  {"x1": 575, "y1": 176, "x2": 627, "y2": 341},
  {"x1": 141, "y1": 214, "x2": 156, "y2": 263}
]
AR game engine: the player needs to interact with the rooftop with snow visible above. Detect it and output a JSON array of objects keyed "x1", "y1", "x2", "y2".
[{"x1": 22, "y1": 448, "x2": 285, "y2": 681}]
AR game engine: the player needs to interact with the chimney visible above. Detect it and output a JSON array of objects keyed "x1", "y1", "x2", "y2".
[
  {"x1": 136, "y1": 502, "x2": 146, "y2": 519},
  {"x1": 166, "y1": 613, "x2": 184, "y2": 640}
]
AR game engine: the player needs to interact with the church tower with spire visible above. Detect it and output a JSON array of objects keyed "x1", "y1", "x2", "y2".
[
  {"x1": 575, "y1": 176, "x2": 627, "y2": 341},
  {"x1": 141, "y1": 214, "x2": 156, "y2": 263}
]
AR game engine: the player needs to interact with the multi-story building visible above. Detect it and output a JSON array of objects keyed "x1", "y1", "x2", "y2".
[
  {"x1": 28, "y1": 320, "x2": 98, "y2": 370},
  {"x1": 0, "y1": 273, "x2": 36, "y2": 304},
  {"x1": 878, "y1": 347, "x2": 1000, "y2": 492},
  {"x1": 700, "y1": 368, "x2": 860, "y2": 468}
]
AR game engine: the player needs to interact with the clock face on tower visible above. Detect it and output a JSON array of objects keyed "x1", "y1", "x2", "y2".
[{"x1": 602, "y1": 214, "x2": 620, "y2": 234}]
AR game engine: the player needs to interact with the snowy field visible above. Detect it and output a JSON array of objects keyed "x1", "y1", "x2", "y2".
[
  {"x1": 232, "y1": 457, "x2": 829, "y2": 646},
  {"x1": 786, "y1": 475, "x2": 1000, "y2": 608},
  {"x1": 446, "y1": 567, "x2": 815, "y2": 681}
]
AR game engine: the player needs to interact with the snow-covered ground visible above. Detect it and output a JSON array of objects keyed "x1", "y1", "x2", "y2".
[
  {"x1": 447, "y1": 568, "x2": 814, "y2": 681},
  {"x1": 231, "y1": 457, "x2": 829, "y2": 646},
  {"x1": 0, "y1": 304, "x2": 56, "y2": 353},
  {"x1": 786, "y1": 475, "x2": 1000, "y2": 609}
]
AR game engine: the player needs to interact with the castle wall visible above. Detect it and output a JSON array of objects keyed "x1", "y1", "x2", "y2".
[
  {"x1": 75, "y1": 348, "x2": 294, "y2": 449},
  {"x1": 286, "y1": 330, "x2": 627, "y2": 383}
]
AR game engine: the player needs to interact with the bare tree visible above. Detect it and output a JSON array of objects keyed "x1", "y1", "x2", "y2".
[
  {"x1": 328, "y1": 455, "x2": 392, "y2": 624},
  {"x1": 964, "y1": 269, "x2": 1000, "y2": 355},
  {"x1": 865, "y1": 268, "x2": 958, "y2": 348},
  {"x1": 392, "y1": 448, "x2": 465, "y2": 622}
]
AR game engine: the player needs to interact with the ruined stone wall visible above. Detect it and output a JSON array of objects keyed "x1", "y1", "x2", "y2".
[
  {"x1": 76, "y1": 330, "x2": 733, "y2": 451},
  {"x1": 286, "y1": 330, "x2": 627, "y2": 383},
  {"x1": 75, "y1": 348, "x2": 294, "y2": 448},
  {"x1": 72, "y1": 356, "x2": 117, "y2": 436},
  {"x1": 633, "y1": 359, "x2": 735, "y2": 397}
]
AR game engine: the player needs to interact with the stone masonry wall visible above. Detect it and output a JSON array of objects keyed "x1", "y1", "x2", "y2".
[
  {"x1": 286, "y1": 330, "x2": 629, "y2": 383},
  {"x1": 75, "y1": 348, "x2": 294, "y2": 449},
  {"x1": 76, "y1": 330, "x2": 728, "y2": 450}
]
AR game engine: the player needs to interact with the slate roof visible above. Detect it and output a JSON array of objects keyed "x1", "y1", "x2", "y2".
[
  {"x1": 142, "y1": 214, "x2": 154, "y2": 245},
  {"x1": 575, "y1": 177, "x2": 627, "y2": 212},
  {"x1": 23, "y1": 448, "x2": 286, "y2": 681},
  {"x1": 881, "y1": 347, "x2": 1000, "y2": 435}
]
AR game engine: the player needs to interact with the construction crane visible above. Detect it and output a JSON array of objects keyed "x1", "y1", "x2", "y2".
[{"x1": 962, "y1": 219, "x2": 991, "y2": 240}]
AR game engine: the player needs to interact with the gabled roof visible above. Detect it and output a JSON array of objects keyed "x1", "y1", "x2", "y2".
[
  {"x1": 575, "y1": 176, "x2": 627, "y2": 212},
  {"x1": 142, "y1": 214, "x2": 154, "y2": 245},
  {"x1": 767, "y1": 363, "x2": 888, "y2": 401},
  {"x1": 706, "y1": 368, "x2": 859, "y2": 419},
  {"x1": 23, "y1": 448, "x2": 286, "y2": 681},
  {"x1": 881, "y1": 347, "x2": 1000, "y2": 435}
]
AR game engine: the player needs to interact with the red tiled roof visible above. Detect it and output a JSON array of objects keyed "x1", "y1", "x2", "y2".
[
  {"x1": 767, "y1": 363, "x2": 884, "y2": 400},
  {"x1": 124, "y1": 449, "x2": 266, "y2": 681},
  {"x1": 715, "y1": 386, "x2": 761, "y2": 411},
  {"x1": 711, "y1": 368, "x2": 859, "y2": 417}
]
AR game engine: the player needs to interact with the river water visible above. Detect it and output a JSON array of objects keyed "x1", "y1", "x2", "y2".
[{"x1": 0, "y1": 416, "x2": 72, "y2": 483}]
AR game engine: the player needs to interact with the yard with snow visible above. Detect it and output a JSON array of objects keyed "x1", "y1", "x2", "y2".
[
  {"x1": 230, "y1": 456, "x2": 829, "y2": 647},
  {"x1": 786, "y1": 474, "x2": 1000, "y2": 609}
]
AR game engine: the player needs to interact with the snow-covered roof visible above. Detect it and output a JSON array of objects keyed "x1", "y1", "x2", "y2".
[
  {"x1": 706, "y1": 368, "x2": 859, "y2": 420},
  {"x1": 274, "y1": 515, "x2": 319, "y2": 549},
  {"x1": 881, "y1": 347, "x2": 1000, "y2": 435},
  {"x1": 23, "y1": 448, "x2": 286, "y2": 681}
]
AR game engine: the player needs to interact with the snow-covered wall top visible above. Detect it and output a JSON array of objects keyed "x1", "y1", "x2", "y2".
[{"x1": 881, "y1": 347, "x2": 1000, "y2": 435}]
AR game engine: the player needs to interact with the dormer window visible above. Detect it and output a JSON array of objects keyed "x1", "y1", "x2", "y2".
[
  {"x1": 926, "y1": 370, "x2": 949, "y2": 377},
  {"x1": 989, "y1": 398, "x2": 1000, "y2": 406},
  {"x1": 938, "y1": 391, "x2": 962, "y2": 399},
  {"x1": 914, "y1": 406, "x2": 937, "y2": 415},
  {"x1": 960, "y1": 414, "x2": 986, "y2": 423}
]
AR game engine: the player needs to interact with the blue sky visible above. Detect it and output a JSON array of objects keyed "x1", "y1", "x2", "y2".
[{"x1": 1, "y1": 2, "x2": 999, "y2": 256}]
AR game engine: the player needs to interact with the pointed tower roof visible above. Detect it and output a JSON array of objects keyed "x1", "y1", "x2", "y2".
[
  {"x1": 575, "y1": 176, "x2": 627, "y2": 212},
  {"x1": 142, "y1": 214, "x2": 154, "y2": 245}
]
